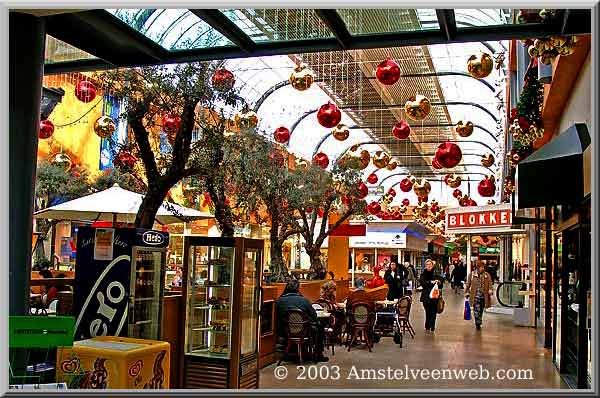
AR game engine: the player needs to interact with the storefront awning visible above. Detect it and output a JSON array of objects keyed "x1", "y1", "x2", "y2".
[{"x1": 516, "y1": 123, "x2": 590, "y2": 209}]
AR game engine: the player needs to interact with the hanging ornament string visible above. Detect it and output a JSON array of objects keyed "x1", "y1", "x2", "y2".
[{"x1": 54, "y1": 98, "x2": 103, "y2": 128}]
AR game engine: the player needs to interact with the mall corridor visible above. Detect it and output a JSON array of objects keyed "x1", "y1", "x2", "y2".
[{"x1": 261, "y1": 289, "x2": 564, "y2": 389}]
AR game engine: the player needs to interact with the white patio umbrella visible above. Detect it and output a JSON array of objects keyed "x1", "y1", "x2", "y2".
[{"x1": 33, "y1": 183, "x2": 213, "y2": 225}]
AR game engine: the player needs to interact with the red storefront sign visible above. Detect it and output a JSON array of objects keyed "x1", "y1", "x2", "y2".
[
  {"x1": 328, "y1": 224, "x2": 366, "y2": 236},
  {"x1": 445, "y1": 204, "x2": 512, "y2": 233}
]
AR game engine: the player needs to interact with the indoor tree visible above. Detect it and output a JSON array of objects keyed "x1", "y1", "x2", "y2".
[{"x1": 101, "y1": 62, "x2": 243, "y2": 231}]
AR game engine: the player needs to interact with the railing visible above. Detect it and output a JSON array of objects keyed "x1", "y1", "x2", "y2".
[{"x1": 495, "y1": 281, "x2": 525, "y2": 308}]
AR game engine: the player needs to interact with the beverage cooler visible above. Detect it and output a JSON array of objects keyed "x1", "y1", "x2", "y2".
[
  {"x1": 180, "y1": 237, "x2": 263, "y2": 389},
  {"x1": 73, "y1": 226, "x2": 169, "y2": 341}
]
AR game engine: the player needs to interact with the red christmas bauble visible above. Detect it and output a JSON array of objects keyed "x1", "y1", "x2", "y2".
[
  {"x1": 317, "y1": 208, "x2": 325, "y2": 218},
  {"x1": 376, "y1": 58, "x2": 401, "y2": 85},
  {"x1": 477, "y1": 176, "x2": 496, "y2": 197},
  {"x1": 430, "y1": 203, "x2": 440, "y2": 213},
  {"x1": 402, "y1": 198, "x2": 410, "y2": 206},
  {"x1": 388, "y1": 188, "x2": 396, "y2": 197},
  {"x1": 453, "y1": 189, "x2": 463, "y2": 198},
  {"x1": 357, "y1": 182, "x2": 369, "y2": 199},
  {"x1": 306, "y1": 206, "x2": 314, "y2": 214},
  {"x1": 392, "y1": 120, "x2": 411, "y2": 139},
  {"x1": 510, "y1": 108, "x2": 518, "y2": 121},
  {"x1": 211, "y1": 68, "x2": 235, "y2": 92},
  {"x1": 518, "y1": 116, "x2": 530, "y2": 131},
  {"x1": 418, "y1": 195, "x2": 428, "y2": 203},
  {"x1": 367, "y1": 173, "x2": 378, "y2": 184},
  {"x1": 367, "y1": 201, "x2": 382, "y2": 215},
  {"x1": 317, "y1": 102, "x2": 342, "y2": 128},
  {"x1": 435, "y1": 142, "x2": 462, "y2": 168},
  {"x1": 114, "y1": 150, "x2": 137, "y2": 169},
  {"x1": 75, "y1": 80, "x2": 96, "y2": 103},
  {"x1": 162, "y1": 113, "x2": 181, "y2": 134},
  {"x1": 313, "y1": 152, "x2": 329, "y2": 169},
  {"x1": 399, "y1": 177, "x2": 413, "y2": 192},
  {"x1": 431, "y1": 156, "x2": 443, "y2": 169},
  {"x1": 274, "y1": 126, "x2": 290, "y2": 144},
  {"x1": 269, "y1": 151, "x2": 285, "y2": 168},
  {"x1": 39, "y1": 119, "x2": 54, "y2": 139},
  {"x1": 468, "y1": 199, "x2": 478, "y2": 206}
]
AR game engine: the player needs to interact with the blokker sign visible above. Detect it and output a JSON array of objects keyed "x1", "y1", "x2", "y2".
[{"x1": 445, "y1": 204, "x2": 513, "y2": 234}]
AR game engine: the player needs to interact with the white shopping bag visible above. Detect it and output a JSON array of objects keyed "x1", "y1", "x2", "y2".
[{"x1": 429, "y1": 283, "x2": 440, "y2": 299}]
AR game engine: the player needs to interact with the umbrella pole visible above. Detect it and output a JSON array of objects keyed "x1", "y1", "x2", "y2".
[{"x1": 112, "y1": 213, "x2": 117, "y2": 227}]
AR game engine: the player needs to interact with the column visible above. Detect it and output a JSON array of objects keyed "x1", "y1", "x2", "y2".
[
  {"x1": 9, "y1": 13, "x2": 46, "y2": 315},
  {"x1": 351, "y1": 248, "x2": 355, "y2": 288},
  {"x1": 466, "y1": 236, "x2": 472, "y2": 276},
  {"x1": 544, "y1": 206, "x2": 553, "y2": 348}
]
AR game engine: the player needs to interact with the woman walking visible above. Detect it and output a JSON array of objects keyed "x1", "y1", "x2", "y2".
[
  {"x1": 465, "y1": 262, "x2": 493, "y2": 330},
  {"x1": 419, "y1": 259, "x2": 443, "y2": 333}
]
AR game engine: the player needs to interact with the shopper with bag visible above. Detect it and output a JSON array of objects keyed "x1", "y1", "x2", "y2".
[
  {"x1": 465, "y1": 261, "x2": 493, "y2": 330},
  {"x1": 419, "y1": 259, "x2": 444, "y2": 333}
]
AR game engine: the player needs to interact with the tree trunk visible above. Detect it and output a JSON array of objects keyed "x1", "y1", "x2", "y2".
[
  {"x1": 135, "y1": 185, "x2": 170, "y2": 229},
  {"x1": 306, "y1": 246, "x2": 326, "y2": 280},
  {"x1": 268, "y1": 239, "x2": 289, "y2": 283},
  {"x1": 213, "y1": 200, "x2": 235, "y2": 237}
]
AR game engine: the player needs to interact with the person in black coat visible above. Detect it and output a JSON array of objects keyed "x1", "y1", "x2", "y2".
[
  {"x1": 419, "y1": 259, "x2": 444, "y2": 333},
  {"x1": 276, "y1": 279, "x2": 328, "y2": 362},
  {"x1": 384, "y1": 262, "x2": 405, "y2": 300}
]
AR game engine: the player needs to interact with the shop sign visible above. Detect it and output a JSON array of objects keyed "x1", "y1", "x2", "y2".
[
  {"x1": 328, "y1": 224, "x2": 366, "y2": 236},
  {"x1": 445, "y1": 204, "x2": 512, "y2": 234},
  {"x1": 479, "y1": 247, "x2": 500, "y2": 254},
  {"x1": 9, "y1": 316, "x2": 75, "y2": 348},
  {"x1": 350, "y1": 232, "x2": 406, "y2": 248}
]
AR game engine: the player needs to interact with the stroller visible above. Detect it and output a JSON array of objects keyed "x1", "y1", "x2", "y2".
[{"x1": 372, "y1": 300, "x2": 404, "y2": 347}]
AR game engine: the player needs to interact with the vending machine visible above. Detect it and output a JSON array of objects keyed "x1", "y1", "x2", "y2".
[{"x1": 73, "y1": 226, "x2": 169, "y2": 341}]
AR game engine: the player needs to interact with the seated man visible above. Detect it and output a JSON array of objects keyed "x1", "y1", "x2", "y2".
[
  {"x1": 276, "y1": 279, "x2": 328, "y2": 362},
  {"x1": 346, "y1": 277, "x2": 375, "y2": 310}
]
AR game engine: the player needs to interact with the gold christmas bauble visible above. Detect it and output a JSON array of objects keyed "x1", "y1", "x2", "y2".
[
  {"x1": 289, "y1": 63, "x2": 315, "y2": 91},
  {"x1": 346, "y1": 145, "x2": 370, "y2": 170},
  {"x1": 94, "y1": 115, "x2": 116, "y2": 138},
  {"x1": 413, "y1": 178, "x2": 431, "y2": 197},
  {"x1": 332, "y1": 124, "x2": 350, "y2": 141},
  {"x1": 295, "y1": 158, "x2": 309, "y2": 170},
  {"x1": 372, "y1": 151, "x2": 391, "y2": 169},
  {"x1": 455, "y1": 120, "x2": 474, "y2": 137},
  {"x1": 481, "y1": 153, "x2": 495, "y2": 167},
  {"x1": 404, "y1": 95, "x2": 431, "y2": 121},
  {"x1": 386, "y1": 160, "x2": 398, "y2": 171},
  {"x1": 467, "y1": 53, "x2": 494, "y2": 79},
  {"x1": 444, "y1": 173, "x2": 462, "y2": 188},
  {"x1": 50, "y1": 152, "x2": 72, "y2": 172}
]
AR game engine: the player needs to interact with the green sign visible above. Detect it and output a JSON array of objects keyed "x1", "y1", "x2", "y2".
[
  {"x1": 9, "y1": 316, "x2": 75, "y2": 348},
  {"x1": 479, "y1": 247, "x2": 500, "y2": 254}
]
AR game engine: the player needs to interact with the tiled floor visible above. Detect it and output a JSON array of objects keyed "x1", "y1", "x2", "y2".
[{"x1": 260, "y1": 288, "x2": 565, "y2": 389}]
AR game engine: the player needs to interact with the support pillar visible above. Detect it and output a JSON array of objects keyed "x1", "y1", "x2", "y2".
[
  {"x1": 466, "y1": 236, "x2": 472, "y2": 275},
  {"x1": 9, "y1": 13, "x2": 46, "y2": 315},
  {"x1": 544, "y1": 206, "x2": 553, "y2": 348}
]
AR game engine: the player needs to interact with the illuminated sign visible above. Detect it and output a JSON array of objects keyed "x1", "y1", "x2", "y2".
[{"x1": 445, "y1": 204, "x2": 513, "y2": 234}]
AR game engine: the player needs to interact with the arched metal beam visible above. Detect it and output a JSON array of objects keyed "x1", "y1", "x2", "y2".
[
  {"x1": 252, "y1": 70, "x2": 497, "y2": 113},
  {"x1": 292, "y1": 101, "x2": 498, "y2": 138},
  {"x1": 331, "y1": 140, "x2": 496, "y2": 163},
  {"x1": 311, "y1": 122, "x2": 497, "y2": 156},
  {"x1": 377, "y1": 172, "x2": 484, "y2": 187}
]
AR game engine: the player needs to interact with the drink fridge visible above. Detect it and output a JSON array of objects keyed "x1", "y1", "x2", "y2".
[{"x1": 73, "y1": 226, "x2": 169, "y2": 341}]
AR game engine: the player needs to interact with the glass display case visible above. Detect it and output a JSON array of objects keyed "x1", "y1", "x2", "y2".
[
  {"x1": 129, "y1": 248, "x2": 166, "y2": 340},
  {"x1": 181, "y1": 237, "x2": 263, "y2": 389}
]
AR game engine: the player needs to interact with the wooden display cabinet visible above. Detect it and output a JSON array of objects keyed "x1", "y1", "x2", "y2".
[{"x1": 179, "y1": 237, "x2": 263, "y2": 389}]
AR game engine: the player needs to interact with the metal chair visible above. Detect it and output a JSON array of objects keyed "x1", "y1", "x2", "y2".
[
  {"x1": 396, "y1": 295, "x2": 415, "y2": 338},
  {"x1": 347, "y1": 302, "x2": 374, "y2": 352},
  {"x1": 277, "y1": 309, "x2": 313, "y2": 365},
  {"x1": 314, "y1": 299, "x2": 336, "y2": 356}
]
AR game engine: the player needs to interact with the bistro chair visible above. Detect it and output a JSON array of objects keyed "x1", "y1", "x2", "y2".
[
  {"x1": 314, "y1": 299, "x2": 336, "y2": 356},
  {"x1": 347, "y1": 302, "x2": 375, "y2": 352},
  {"x1": 277, "y1": 309, "x2": 313, "y2": 365},
  {"x1": 396, "y1": 295, "x2": 415, "y2": 338}
]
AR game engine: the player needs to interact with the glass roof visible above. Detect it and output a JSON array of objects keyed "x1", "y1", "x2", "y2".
[
  {"x1": 221, "y1": 9, "x2": 334, "y2": 42},
  {"x1": 337, "y1": 9, "x2": 439, "y2": 34},
  {"x1": 45, "y1": 35, "x2": 97, "y2": 64},
  {"x1": 107, "y1": 9, "x2": 234, "y2": 50}
]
